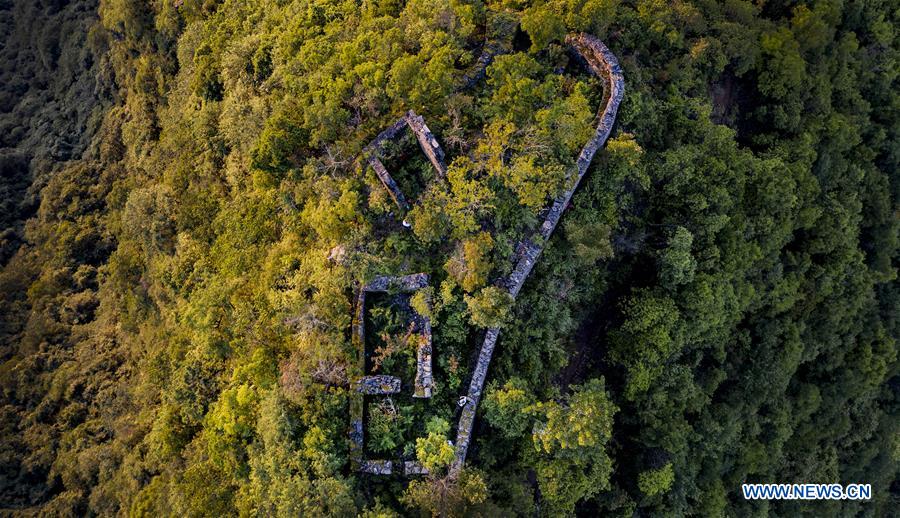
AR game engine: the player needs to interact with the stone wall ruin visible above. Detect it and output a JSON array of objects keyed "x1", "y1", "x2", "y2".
[
  {"x1": 348, "y1": 274, "x2": 434, "y2": 475},
  {"x1": 451, "y1": 33, "x2": 624, "y2": 471}
]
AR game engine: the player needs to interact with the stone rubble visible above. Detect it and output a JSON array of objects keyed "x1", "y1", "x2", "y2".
[
  {"x1": 363, "y1": 273, "x2": 430, "y2": 293},
  {"x1": 403, "y1": 461, "x2": 429, "y2": 477},
  {"x1": 360, "y1": 460, "x2": 393, "y2": 475},
  {"x1": 354, "y1": 375, "x2": 402, "y2": 395}
]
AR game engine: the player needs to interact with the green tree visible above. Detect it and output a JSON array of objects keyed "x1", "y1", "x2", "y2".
[
  {"x1": 638, "y1": 463, "x2": 674, "y2": 496},
  {"x1": 465, "y1": 286, "x2": 513, "y2": 328},
  {"x1": 482, "y1": 377, "x2": 535, "y2": 438},
  {"x1": 445, "y1": 232, "x2": 495, "y2": 292},
  {"x1": 415, "y1": 417, "x2": 456, "y2": 474},
  {"x1": 368, "y1": 399, "x2": 408, "y2": 454},
  {"x1": 659, "y1": 226, "x2": 696, "y2": 288},
  {"x1": 526, "y1": 379, "x2": 618, "y2": 514},
  {"x1": 565, "y1": 219, "x2": 614, "y2": 265},
  {"x1": 485, "y1": 54, "x2": 556, "y2": 124},
  {"x1": 521, "y1": 4, "x2": 565, "y2": 51},
  {"x1": 609, "y1": 290, "x2": 681, "y2": 398}
]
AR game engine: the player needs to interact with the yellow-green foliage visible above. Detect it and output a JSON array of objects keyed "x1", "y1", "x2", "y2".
[{"x1": 638, "y1": 463, "x2": 675, "y2": 497}]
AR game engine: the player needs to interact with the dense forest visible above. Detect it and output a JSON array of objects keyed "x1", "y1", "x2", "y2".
[{"x1": 0, "y1": 0, "x2": 897, "y2": 515}]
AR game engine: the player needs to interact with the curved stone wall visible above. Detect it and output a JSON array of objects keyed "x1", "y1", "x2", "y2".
[{"x1": 451, "y1": 33, "x2": 625, "y2": 470}]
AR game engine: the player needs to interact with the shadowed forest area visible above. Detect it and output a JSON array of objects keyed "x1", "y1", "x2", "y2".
[
  {"x1": 0, "y1": 0, "x2": 897, "y2": 516},
  {"x1": 0, "y1": 0, "x2": 111, "y2": 264}
]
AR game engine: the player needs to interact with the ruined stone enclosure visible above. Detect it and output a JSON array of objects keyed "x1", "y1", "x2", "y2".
[
  {"x1": 363, "y1": 111, "x2": 447, "y2": 220},
  {"x1": 346, "y1": 32, "x2": 624, "y2": 476},
  {"x1": 349, "y1": 274, "x2": 433, "y2": 476}
]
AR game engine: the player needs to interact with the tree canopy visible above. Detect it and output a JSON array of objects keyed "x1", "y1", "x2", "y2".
[{"x1": 0, "y1": 0, "x2": 897, "y2": 516}]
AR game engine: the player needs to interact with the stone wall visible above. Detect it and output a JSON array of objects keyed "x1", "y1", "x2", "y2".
[
  {"x1": 460, "y1": 13, "x2": 516, "y2": 90},
  {"x1": 405, "y1": 111, "x2": 447, "y2": 177},
  {"x1": 355, "y1": 375, "x2": 402, "y2": 395},
  {"x1": 363, "y1": 273, "x2": 430, "y2": 293},
  {"x1": 362, "y1": 111, "x2": 448, "y2": 214},
  {"x1": 360, "y1": 460, "x2": 393, "y2": 475},
  {"x1": 414, "y1": 318, "x2": 434, "y2": 398},
  {"x1": 349, "y1": 274, "x2": 434, "y2": 473},
  {"x1": 403, "y1": 461, "x2": 429, "y2": 476},
  {"x1": 368, "y1": 156, "x2": 409, "y2": 212},
  {"x1": 363, "y1": 117, "x2": 408, "y2": 156},
  {"x1": 452, "y1": 33, "x2": 624, "y2": 470},
  {"x1": 349, "y1": 288, "x2": 367, "y2": 468}
]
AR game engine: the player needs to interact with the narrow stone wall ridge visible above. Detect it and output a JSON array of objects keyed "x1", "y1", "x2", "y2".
[{"x1": 452, "y1": 33, "x2": 624, "y2": 470}]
